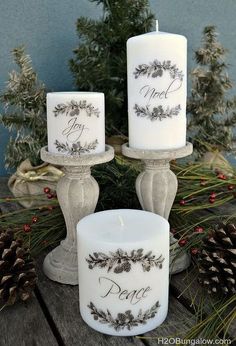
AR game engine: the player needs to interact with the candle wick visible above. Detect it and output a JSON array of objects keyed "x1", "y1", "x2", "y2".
[
  {"x1": 118, "y1": 216, "x2": 124, "y2": 227},
  {"x1": 156, "y1": 19, "x2": 159, "y2": 32}
]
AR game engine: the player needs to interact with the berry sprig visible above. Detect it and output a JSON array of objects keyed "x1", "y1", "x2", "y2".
[{"x1": 43, "y1": 187, "x2": 57, "y2": 199}]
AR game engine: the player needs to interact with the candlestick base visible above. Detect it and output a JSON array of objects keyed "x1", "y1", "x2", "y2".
[
  {"x1": 122, "y1": 142, "x2": 193, "y2": 274},
  {"x1": 41, "y1": 145, "x2": 114, "y2": 285}
]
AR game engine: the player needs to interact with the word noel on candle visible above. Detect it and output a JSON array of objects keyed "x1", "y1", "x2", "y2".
[{"x1": 133, "y1": 60, "x2": 183, "y2": 121}]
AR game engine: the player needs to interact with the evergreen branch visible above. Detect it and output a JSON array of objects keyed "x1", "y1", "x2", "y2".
[
  {"x1": 88, "y1": 301, "x2": 160, "y2": 331},
  {"x1": 70, "y1": 0, "x2": 155, "y2": 134},
  {"x1": 134, "y1": 104, "x2": 181, "y2": 121},
  {"x1": 54, "y1": 139, "x2": 99, "y2": 156},
  {"x1": 134, "y1": 60, "x2": 184, "y2": 81},
  {"x1": 86, "y1": 248, "x2": 164, "y2": 273},
  {"x1": 0, "y1": 46, "x2": 47, "y2": 168},
  {"x1": 53, "y1": 100, "x2": 100, "y2": 118}
]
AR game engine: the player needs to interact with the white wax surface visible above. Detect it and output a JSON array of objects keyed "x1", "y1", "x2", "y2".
[
  {"x1": 47, "y1": 92, "x2": 105, "y2": 156},
  {"x1": 77, "y1": 209, "x2": 169, "y2": 336},
  {"x1": 127, "y1": 30, "x2": 187, "y2": 150}
]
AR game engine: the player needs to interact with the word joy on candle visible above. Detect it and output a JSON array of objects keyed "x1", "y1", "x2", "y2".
[
  {"x1": 77, "y1": 209, "x2": 169, "y2": 336},
  {"x1": 62, "y1": 118, "x2": 89, "y2": 142}
]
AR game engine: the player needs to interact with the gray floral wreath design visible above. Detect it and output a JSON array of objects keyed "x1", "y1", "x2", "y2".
[
  {"x1": 134, "y1": 60, "x2": 184, "y2": 81},
  {"x1": 86, "y1": 248, "x2": 164, "y2": 273},
  {"x1": 55, "y1": 139, "x2": 98, "y2": 155},
  {"x1": 134, "y1": 104, "x2": 181, "y2": 121},
  {"x1": 88, "y1": 301, "x2": 160, "y2": 331},
  {"x1": 53, "y1": 100, "x2": 100, "y2": 117}
]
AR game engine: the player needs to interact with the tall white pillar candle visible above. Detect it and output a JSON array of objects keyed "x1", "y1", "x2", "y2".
[
  {"x1": 77, "y1": 209, "x2": 169, "y2": 336},
  {"x1": 47, "y1": 92, "x2": 105, "y2": 156},
  {"x1": 127, "y1": 21, "x2": 187, "y2": 150}
]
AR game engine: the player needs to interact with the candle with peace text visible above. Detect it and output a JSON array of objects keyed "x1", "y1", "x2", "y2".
[
  {"x1": 47, "y1": 92, "x2": 105, "y2": 156},
  {"x1": 77, "y1": 209, "x2": 169, "y2": 336},
  {"x1": 127, "y1": 21, "x2": 187, "y2": 150}
]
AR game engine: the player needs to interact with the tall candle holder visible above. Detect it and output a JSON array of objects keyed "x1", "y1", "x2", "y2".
[
  {"x1": 40, "y1": 145, "x2": 114, "y2": 285},
  {"x1": 122, "y1": 142, "x2": 193, "y2": 274}
]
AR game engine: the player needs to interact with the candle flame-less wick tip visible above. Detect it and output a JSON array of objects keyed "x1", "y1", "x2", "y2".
[
  {"x1": 118, "y1": 215, "x2": 124, "y2": 227},
  {"x1": 156, "y1": 19, "x2": 159, "y2": 32}
]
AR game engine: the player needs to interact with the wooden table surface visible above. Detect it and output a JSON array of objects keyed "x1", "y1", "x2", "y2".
[{"x1": 0, "y1": 177, "x2": 235, "y2": 346}]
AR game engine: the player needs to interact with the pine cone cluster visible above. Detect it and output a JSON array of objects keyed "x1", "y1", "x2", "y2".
[
  {"x1": 198, "y1": 223, "x2": 236, "y2": 295},
  {"x1": 114, "y1": 261, "x2": 131, "y2": 274},
  {"x1": 0, "y1": 229, "x2": 37, "y2": 307}
]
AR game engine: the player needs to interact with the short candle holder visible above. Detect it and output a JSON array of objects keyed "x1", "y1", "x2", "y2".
[
  {"x1": 40, "y1": 145, "x2": 114, "y2": 285},
  {"x1": 122, "y1": 142, "x2": 193, "y2": 274}
]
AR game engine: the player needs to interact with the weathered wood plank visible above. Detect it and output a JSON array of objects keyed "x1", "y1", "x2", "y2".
[
  {"x1": 139, "y1": 295, "x2": 196, "y2": 346},
  {"x1": 170, "y1": 267, "x2": 236, "y2": 339},
  {"x1": 0, "y1": 295, "x2": 57, "y2": 346},
  {"x1": 0, "y1": 177, "x2": 20, "y2": 214},
  {"x1": 36, "y1": 255, "x2": 144, "y2": 346}
]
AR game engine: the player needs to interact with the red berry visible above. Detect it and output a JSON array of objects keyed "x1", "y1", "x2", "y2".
[
  {"x1": 194, "y1": 226, "x2": 204, "y2": 233},
  {"x1": 47, "y1": 193, "x2": 53, "y2": 199},
  {"x1": 178, "y1": 238, "x2": 188, "y2": 247},
  {"x1": 209, "y1": 197, "x2": 215, "y2": 204},
  {"x1": 228, "y1": 185, "x2": 234, "y2": 191},
  {"x1": 210, "y1": 192, "x2": 216, "y2": 199},
  {"x1": 179, "y1": 199, "x2": 186, "y2": 206},
  {"x1": 217, "y1": 173, "x2": 227, "y2": 180},
  {"x1": 23, "y1": 224, "x2": 31, "y2": 233},
  {"x1": 190, "y1": 248, "x2": 199, "y2": 255},
  {"x1": 44, "y1": 187, "x2": 51, "y2": 194},
  {"x1": 32, "y1": 216, "x2": 38, "y2": 223}
]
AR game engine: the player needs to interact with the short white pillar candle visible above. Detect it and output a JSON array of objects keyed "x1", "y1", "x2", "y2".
[
  {"x1": 127, "y1": 20, "x2": 187, "y2": 150},
  {"x1": 47, "y1": 92, "x2": 105, "y2": 156},
  {"x1": 77, "y1": 209, "x2": 169, "y2": 336}
]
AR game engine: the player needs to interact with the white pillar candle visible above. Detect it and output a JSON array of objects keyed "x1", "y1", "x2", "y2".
[
  {"x1": 47, "y1": 92, "x2": 105, "y2": 156},
  {"x1": 77, "y1": 209, "x2": 169, "y2": 336},
  {"x1": 127, "y1": 20, "x2": 187, "y2": 150}
]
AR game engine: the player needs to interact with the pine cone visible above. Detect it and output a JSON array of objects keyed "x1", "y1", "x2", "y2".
[
  {"x1": 198, "y1": 223, "x2": 236, "y2": 295},
  {"x1": 0, "y1": 229, "x2": 37, "y2": 307},
  {"x1": 122, "y1": 261, "x2": 131, "y2": 272}
]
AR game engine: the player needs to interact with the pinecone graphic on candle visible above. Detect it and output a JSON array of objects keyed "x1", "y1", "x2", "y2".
[
  {"x1": 0, "y1": 229, "x2": 37, "y2": 307},
  {"x1": 198, "y1": 223, "x2": 236, "y2": 295}
]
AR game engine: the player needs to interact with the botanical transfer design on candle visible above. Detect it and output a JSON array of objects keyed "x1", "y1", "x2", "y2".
[
  {"x1": 132, "y1": 59, "x2": 184, "y2": 122},
  {"x1": 54, "y1": 139, "x2": 98, "y2": 155},
  {"x1": 86, "y1": 248, "x2": 164, "y2": 273},
  {"x1": 134, "y1": 60, "x2": 184, "y2": 81},
  {"x1": 53, "y1": 100, "x2": 100, "y2": 118},
  {"x1": 134, "y1": 104, "x2": 181, "y2": 121},
  {"x1": 52, "y1": 99, "x2": 101, "y2": 156},
  {"x1": 88, "y1": 301, "x2": 160, "y2": 331}
]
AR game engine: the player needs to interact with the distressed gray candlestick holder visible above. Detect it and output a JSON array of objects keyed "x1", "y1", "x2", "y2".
[
  {"x1": 40, "y1": 145, "x2": 114, "y2": 285},
  {"x1": 122, "y1": 142, "x2": 193, "y2": 274}
]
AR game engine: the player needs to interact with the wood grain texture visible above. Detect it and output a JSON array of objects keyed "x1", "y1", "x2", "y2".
[
  {"x1": 170, "y1": 267, "x2": 236, "y2": 339},
  {"x1": 0, "y1": 295, "x2": 57, "y2": 346},
  {"x1": 36, "y1": 255, "x2": 144, "y2": 346},
  {"x1": 140, "y1": 295, "x2": 196, "y2": 345}
]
